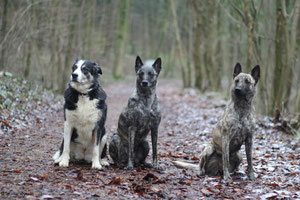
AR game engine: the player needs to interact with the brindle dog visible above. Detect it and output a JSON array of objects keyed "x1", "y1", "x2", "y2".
[
  {"x1": 109, "y1": 56, "x2": 163, "y2": 170},
  {"x1": 174, "y1": 63, "x2": 260, "y2": 181}
]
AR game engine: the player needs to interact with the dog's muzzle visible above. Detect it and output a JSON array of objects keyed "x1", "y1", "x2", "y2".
[
  {"x1": 141, "y1": 80, "x2": 149, "y2": 87},
  {"x1": 71, "y1": 73, "x2": 78, "y2": 82},
  {"x1": 234, "y1": 87, "x2": 245, "y2": 96}
]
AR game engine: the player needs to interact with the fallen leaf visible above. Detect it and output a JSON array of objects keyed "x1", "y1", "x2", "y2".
[{"x1": 201, "y1": 189, "x2": 213, "y2": 196}]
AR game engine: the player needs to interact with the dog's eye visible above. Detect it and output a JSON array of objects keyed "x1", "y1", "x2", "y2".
[
  {"x1": 148, "y1": 72, "x2": 153, "y2": 76},
  {"x1": 72, "y1": 65, "x2": 77, "y2": 71},
  {"x1": 245, "y1": 79, "x2": 250, "y2": 84},
  {"x1": 140, "y1": 72, "x2": 144, "y2": 76},
  {"x1": 82, "y1": 67, "x2": 88, "y2": 73},
  {"x1": 235, "y1": 79, "x2": 239, "y2": 84}
]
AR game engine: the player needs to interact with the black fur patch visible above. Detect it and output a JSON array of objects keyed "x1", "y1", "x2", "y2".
[
  {"x1": 63, "y1": 87, "x2": 79, "y2": 120},
  {"x1": 101, "y1": 143, "x2": 107, "y2": 158},
  {"x1": 71, "y1": 128, "x2": 78, "y2": 142}
]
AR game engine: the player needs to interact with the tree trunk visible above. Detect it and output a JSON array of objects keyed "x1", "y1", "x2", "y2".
[
  {"x1": 113, "y1": 0, "x2": 131, "y2": 79},
  {"x1": 193, "y1": 17, "x2": 202, "y2": 90},
  {"x1": 82, "y1": 0, "x2": 95, "y2": 59},
  {"x1": 245, "y1": 0, "x2": 254, "y2": 72},
  {"x1": 60, "y1": 0, "x2": 81, "y2": 93},
  {"x1": 170, "y1": 0, "x2": 190, "y2": 87},
  {"x1": 295, "y1": 88, "x2": 300, "y2": 113},
  {"x1": 24, "y1": 40, "x2": 32, "y2": 78},
  {"x1": 49, "y1": 0, "x2": 60, "y2": 90},
  {"x1": 272, "y1": 0, "x2": 288, "y2": 114},
  {"x1": 155, "y1": 0, "x2": 170, "y2": 58},
  {"x1": 0, "y1": 0, "x2": 8, "y2": 70},
  {"x1": 283, "y1": 0, "x2": 300, "y2": 108}
]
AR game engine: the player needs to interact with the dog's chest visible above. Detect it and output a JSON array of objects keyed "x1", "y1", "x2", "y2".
[
  {"x1": 66, "y1": 96, "x2": 101, "y2": 127},
  {"x1": 229, "y1": 115, "x2": 254, "y2": 152}
]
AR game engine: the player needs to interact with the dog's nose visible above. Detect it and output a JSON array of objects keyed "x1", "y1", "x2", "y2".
[
  {"x1": 72, "y1": 73, "x2": 78, "y2": 79},
  {"x1": 142, "y1": 81, "x2": 148, "y2": 87},
  {"x1": 235, "y1": 87, "x2": 243, "y2": 95}
]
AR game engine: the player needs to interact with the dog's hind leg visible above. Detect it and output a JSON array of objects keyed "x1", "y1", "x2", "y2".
[
  {"x1": 229, "y1": 151, "x2": 242, "y2": 173},
  {"x1": 134, "y1": 140, "x2": 150, "y2": 167},
  {"x1": 198, "y1": 142, "x2": 215, "y2": 176},
  {"x1": 204, "y1": 152, "x2": 223, "y2": 176},
  {"x1": 109, "y1": 134, "x2": 125, "y2": 167}
]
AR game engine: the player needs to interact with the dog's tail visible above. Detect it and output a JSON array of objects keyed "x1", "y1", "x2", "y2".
[{"x1": 173, "y1": 160, "x2": 198, "y2": 169}]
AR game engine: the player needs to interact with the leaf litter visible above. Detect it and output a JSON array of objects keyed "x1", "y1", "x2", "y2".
[{"x1": 0, "y1": 79, "x2": 299, "y2": 199}]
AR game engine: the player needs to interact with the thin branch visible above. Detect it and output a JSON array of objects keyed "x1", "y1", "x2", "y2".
[
  {"x1": 251, "y1": 0, "x2": 257, "y2": 20},
  {"x1": 229, "y1": 1, "x2": 246, "y2": 24},
  {"x1": 281, "y1": 0, "x2": 288, "y2": 18},
  {"x1": 218, "y1": 1, "x2": 243, "y2": 26},
  {"x1": 0, "y1": 0, "x2": 46, "y2": 48}
]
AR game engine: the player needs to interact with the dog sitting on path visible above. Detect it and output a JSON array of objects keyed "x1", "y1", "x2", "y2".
[
  {"x1": 109, "y1": 56, "x2": 163, "y2": 170},
  {"x1": 53, "y1": 58, "x2": 109, "y2": 169},
  {"x1": 174, "y1": 63, "x2": 260, "y2": 180}
]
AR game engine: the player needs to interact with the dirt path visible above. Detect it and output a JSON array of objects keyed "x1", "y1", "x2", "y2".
[{"x1": 0, "y1": 80, "x2": 299, "y2": 199}]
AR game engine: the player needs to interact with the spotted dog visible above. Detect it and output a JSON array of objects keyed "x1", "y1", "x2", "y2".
[
  {"x1": 174, "y1": 63, "x2": 260, "y2": 180},
  {"x1": 53, "y1": 58, "x2": 109, "y2": 169},
  {"x1": 109, "y1": 56, "x2": 163, "y2": 170}
]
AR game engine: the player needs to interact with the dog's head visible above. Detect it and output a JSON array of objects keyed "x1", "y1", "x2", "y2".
[
  {"x1": 69, "y1": 58, "x2": 102, "y2": 93},
  {"x1": 231, "y1": 63, "x2": 260, "y2": 102},
  {"x1": 135, "y1": 56, "x2": 161, "y2": 88}
]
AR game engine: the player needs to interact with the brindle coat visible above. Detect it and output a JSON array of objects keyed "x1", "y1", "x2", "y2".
[
  {"x1": 109, "y1": 56, "x2": 163, "y2": 170},
  {"x1": 199, "y1": 63, "x2": 260, "y2": 180}
]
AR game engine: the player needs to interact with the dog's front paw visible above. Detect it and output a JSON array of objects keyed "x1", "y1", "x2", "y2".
[
  {"x1": 223, "y1": 172, "x2": 232, "y2": 181},
  {"x1": 92, "y1": 161, "x2": 103, "y2": 170},
  {"x1": 58, "y1": 155, "x2": 70, "y2": 167},
  {"x1": 54, "y1": 158, "x2": 60, "y2": 164},
  {"x1": 54, "y1": 154, "x2": 63, "y2": 164},
  {"x1": 100, "y1": 160, "x2": 110, "y2": 167},
  {"x1": 247, "y1": 171, "x2": 255, "y2": 180},
  {"x1": 153, "y1": 164, "x2": 164, "y2": 171},
  {"x1": 125, "y1": 164, "x2": 134, "y2": 170},
  {"x1": 198, "y1": 169, "x2": 205, "y2": 177}
]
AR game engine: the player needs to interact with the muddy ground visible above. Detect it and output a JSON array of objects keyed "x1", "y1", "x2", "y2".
[{"x1": 0, "y1": 80, "x2": 299, "y2": 199}]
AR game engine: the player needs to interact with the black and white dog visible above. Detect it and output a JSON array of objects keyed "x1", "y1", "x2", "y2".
[{"x1": 53, "y1": 58, "x2": 109, "y2": 169}]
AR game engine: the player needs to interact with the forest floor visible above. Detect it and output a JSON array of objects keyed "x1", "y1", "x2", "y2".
[{"x1": 0, "y1": 76, "x2": 299, "y2": 199}]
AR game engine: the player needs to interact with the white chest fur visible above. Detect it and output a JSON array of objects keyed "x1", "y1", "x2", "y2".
[{"x1": 66, "y1": 96, "x2": 101, "y2": 129}]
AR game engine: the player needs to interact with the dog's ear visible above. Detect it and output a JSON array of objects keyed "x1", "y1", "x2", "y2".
[
  {"x1": 74, "y1": 58, "x2": 80, "y2": 64},
  {"x1": 153, "y1": 57, "x2": 162, "y2": 75},
  {"x1": 135, "y1": 56, "x2": 143, "y2": 73},
  {"x1": 251, "y1": 65, "x2": 260, "y2": 85},
  {"x1": 233, "y1": 63, "x2": 242, "y2": 78},
  {"x1": 93, "y1": 62, "x2": 102, "y2": 75}
]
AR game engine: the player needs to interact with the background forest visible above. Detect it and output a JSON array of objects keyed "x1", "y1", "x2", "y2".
[
  {"x1": 0, "y1": 1, "x2": 299, "y2": 199},
  {"x1": 0, "y1": 0, "x2": 299, "y2": 116}
]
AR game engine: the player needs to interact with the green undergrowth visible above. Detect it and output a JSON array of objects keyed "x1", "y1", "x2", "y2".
[{"x1": 0, "y1": 72, "x2": 60, "y2": 111}]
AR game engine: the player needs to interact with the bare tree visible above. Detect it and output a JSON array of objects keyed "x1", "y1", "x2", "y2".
[
  {"x1": 0, "y1": 0, "x2": 8, "y2": 70},
  {"x1": 113, "y1": 0, "x2": 131, "y2": 79},
  {"x1": 170, "y1": 0, "x2": 191, "y2": 87}
]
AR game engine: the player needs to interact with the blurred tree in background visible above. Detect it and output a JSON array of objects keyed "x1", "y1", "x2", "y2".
[{"x1": 0, "y1": 0, "x2": 299, "y2": 116}]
